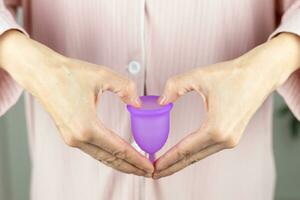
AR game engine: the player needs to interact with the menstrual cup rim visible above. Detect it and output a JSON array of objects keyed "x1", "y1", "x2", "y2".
[{"x1": 127, "y1": 95, "x2": 173, "y2": 116}]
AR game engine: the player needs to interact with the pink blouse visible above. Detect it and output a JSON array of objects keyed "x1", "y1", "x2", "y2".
[{"x1": 0, "y1": 0, "x2": 299, "y2": 200}]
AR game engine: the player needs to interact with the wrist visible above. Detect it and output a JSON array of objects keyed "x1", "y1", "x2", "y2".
[
  {"x1": 0, "y1": 30, "x2": 32, "y2": 70},
  {"x1": 0, "y1": 30, "x2": 66, "y2": 86},
  {"x1": 269, "y1": 33, "x2": 300, "y2": 74},
  {"x1": 237, "y1": 32, "x2": 300, "y2": 88}
]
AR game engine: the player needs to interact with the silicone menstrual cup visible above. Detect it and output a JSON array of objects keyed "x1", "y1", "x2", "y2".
[{"x1": 127, "y1": 96, "x2": 173, "y2": 161}]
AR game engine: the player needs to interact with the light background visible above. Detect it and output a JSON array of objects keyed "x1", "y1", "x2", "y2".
[
  {"x1": 0, "y1": 93, "x2": 299, "y2": 200},
  {"x1": 0, "y1": 9, "x2": 299, "y2": 200}
]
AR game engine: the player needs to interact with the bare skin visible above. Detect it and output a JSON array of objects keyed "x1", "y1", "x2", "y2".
[
  {"x1": 0, "y1": 30, "x2": 154, "y2": 177},
  {"x1": 1, "y1": 30, "x2": 299, "y2": 180},
  {"x1": 154, "y1": 33, "x2": 300, "y2": 179}
]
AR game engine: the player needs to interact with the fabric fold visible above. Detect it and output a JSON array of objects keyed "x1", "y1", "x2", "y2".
[
  {"x1": 0, "y1": 1, "x2": 28, "y2": 117},
  {"x1": 269, "y1": 1, "x2": 300, "y2": 120}
]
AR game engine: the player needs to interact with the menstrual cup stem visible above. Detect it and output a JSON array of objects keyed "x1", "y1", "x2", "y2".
[{"x1": 149, "y1": 154, "x2": 155, "y2": 163}]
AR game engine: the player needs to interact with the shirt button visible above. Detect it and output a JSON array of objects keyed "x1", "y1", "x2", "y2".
[{"x1": 128, "y1": 61, "x2": 141, "y2": 74}]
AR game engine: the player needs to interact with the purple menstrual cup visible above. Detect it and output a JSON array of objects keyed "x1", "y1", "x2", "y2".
[{"x1": 127, "y1": 96, "x2": 173, "y2": 156}]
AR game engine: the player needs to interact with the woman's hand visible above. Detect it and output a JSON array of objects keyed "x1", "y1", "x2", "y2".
[
  {"x1": 0, "y1": 30, "x2": 154, "y2": 177},
  {"x1": 153, "y1": 33, "x2": 300, "y2": 179}
]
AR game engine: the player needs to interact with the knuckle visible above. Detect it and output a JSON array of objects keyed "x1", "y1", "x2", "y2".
[
  {"x1": 164, "y1": 77, "x2": 179, "y2": 96},
  {"x1": 209, "y1": 128, "x2": 239, "y2": 149},
  {"x1": 103, "y1": 156, "x2": 118, "y2": 166},
  {"x1": 112, "y1": 147, "x2": 128, "y2": 160},
  {"x1": 176, "y1": 146, "x2": 192, "y2": 161},
  {"x1": 165, "y1": 76, "x2": 189, "y2": 97},
  {"x1": 94, "y1": 150, "x2": 105, "y2": 160},
  {"x1": 75, "y1": 130, "x2": 94, "y2": 143},
  {"x1": 209, "y1": 129, "x2": 227, "y2": 143},
  {"x1": 224, "y1": 136, "x2": 239, "y2": 149},
  {"x1": 124, "y1": 79, "x2": 136, "y2": 93},
  {"x1": 176, "y1": 88, "x2": 187, "y2": 96},
  {"x1": 126, "y1": 79, "x2": 136, "y2": 90},
  {"x1": 59, "y1": 123, "x2": 95, "y2": 147},
  {"x1": 64, "y1": 135, "x2": 79, "y2": 147},
  {"x1": 166, "y1": 77, "x2": 177, "y2": 88},
  {"x1": 119, "y1": 79, "x2": 136, "y2": 98},
  {"x1": 111, "y1": 158, "x2": 123, "y2": 168}
]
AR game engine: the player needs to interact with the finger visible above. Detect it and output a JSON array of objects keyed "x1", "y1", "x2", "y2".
[
  {"x1": 102, "y1": 72, "x2": 141, "y2": 107},
  {"x1": 90, "y1": 123, "x2": 154, "y2": 174},
  {"x1": 155, "y1": 130, "x2": 212, "y2": 171},
  {"x1": 79, "y1": 143, "x2": 150, "y2": 177},
  {"x1": 153, "y1": 144, "x2": 223, "y2": 179},
  {"x1": 158, "y1": 77, "x2": 183, "y2": 105},
  {"x1": 158, "y1": 74, "x2": 202, "y2": 105},
  {"x1": 117, "y1": 79, "x2": 141, "y2": 107}
]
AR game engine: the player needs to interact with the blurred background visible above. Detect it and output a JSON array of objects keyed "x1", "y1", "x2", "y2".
[
  {"x1": 0, "y1": 92, "x2": 300, "y2": 200},
  {"x1": 0, "y1": 9, "x2": 300, "y2": 200}
]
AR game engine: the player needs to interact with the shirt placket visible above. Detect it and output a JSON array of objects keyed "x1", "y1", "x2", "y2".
[{"x1": 127, "y1": 0, "x2": 147, "y2": 200}]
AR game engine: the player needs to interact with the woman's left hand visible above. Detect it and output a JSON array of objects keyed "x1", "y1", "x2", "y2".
[{"x1": 153, "y1": 33, "x2": 300, "y2": 179}]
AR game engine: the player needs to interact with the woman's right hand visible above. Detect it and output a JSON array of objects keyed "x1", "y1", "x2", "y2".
[{"x1": 0, "y1": 30, "x2": 154, "y2": 177}]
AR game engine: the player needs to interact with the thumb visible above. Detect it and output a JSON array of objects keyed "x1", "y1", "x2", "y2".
[
  {"x1": 105, "y1": 77, "x2": 141, "y2": 107},
  {"x1": 100, "y1": 69, "x2": 141, "y2": 107},
  {"x1": 118, "y1": 79, "x2": 141, "y2": 108},
  {"x1": 158, "y1": 76, "x2": 191, "y2": 105}
]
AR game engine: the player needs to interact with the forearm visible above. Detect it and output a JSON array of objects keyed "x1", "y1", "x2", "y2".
[
  {"x1": 0, "y1": 31, "x2": 152, "y2": 176},
  {"x1": 0, "y1": 30, "x2": 66, "y2": 89}
]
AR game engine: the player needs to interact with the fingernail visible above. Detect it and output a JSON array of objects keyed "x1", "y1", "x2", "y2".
[
  {"x1": 158, "y1": 96, "x2": 166, "y2": 105},
  {"x1": 145, "y1": 173, "x2": 152, "y2": 178},
  {"x1": 135, "y1": 97, "x2": 142, "y2": 107}
]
